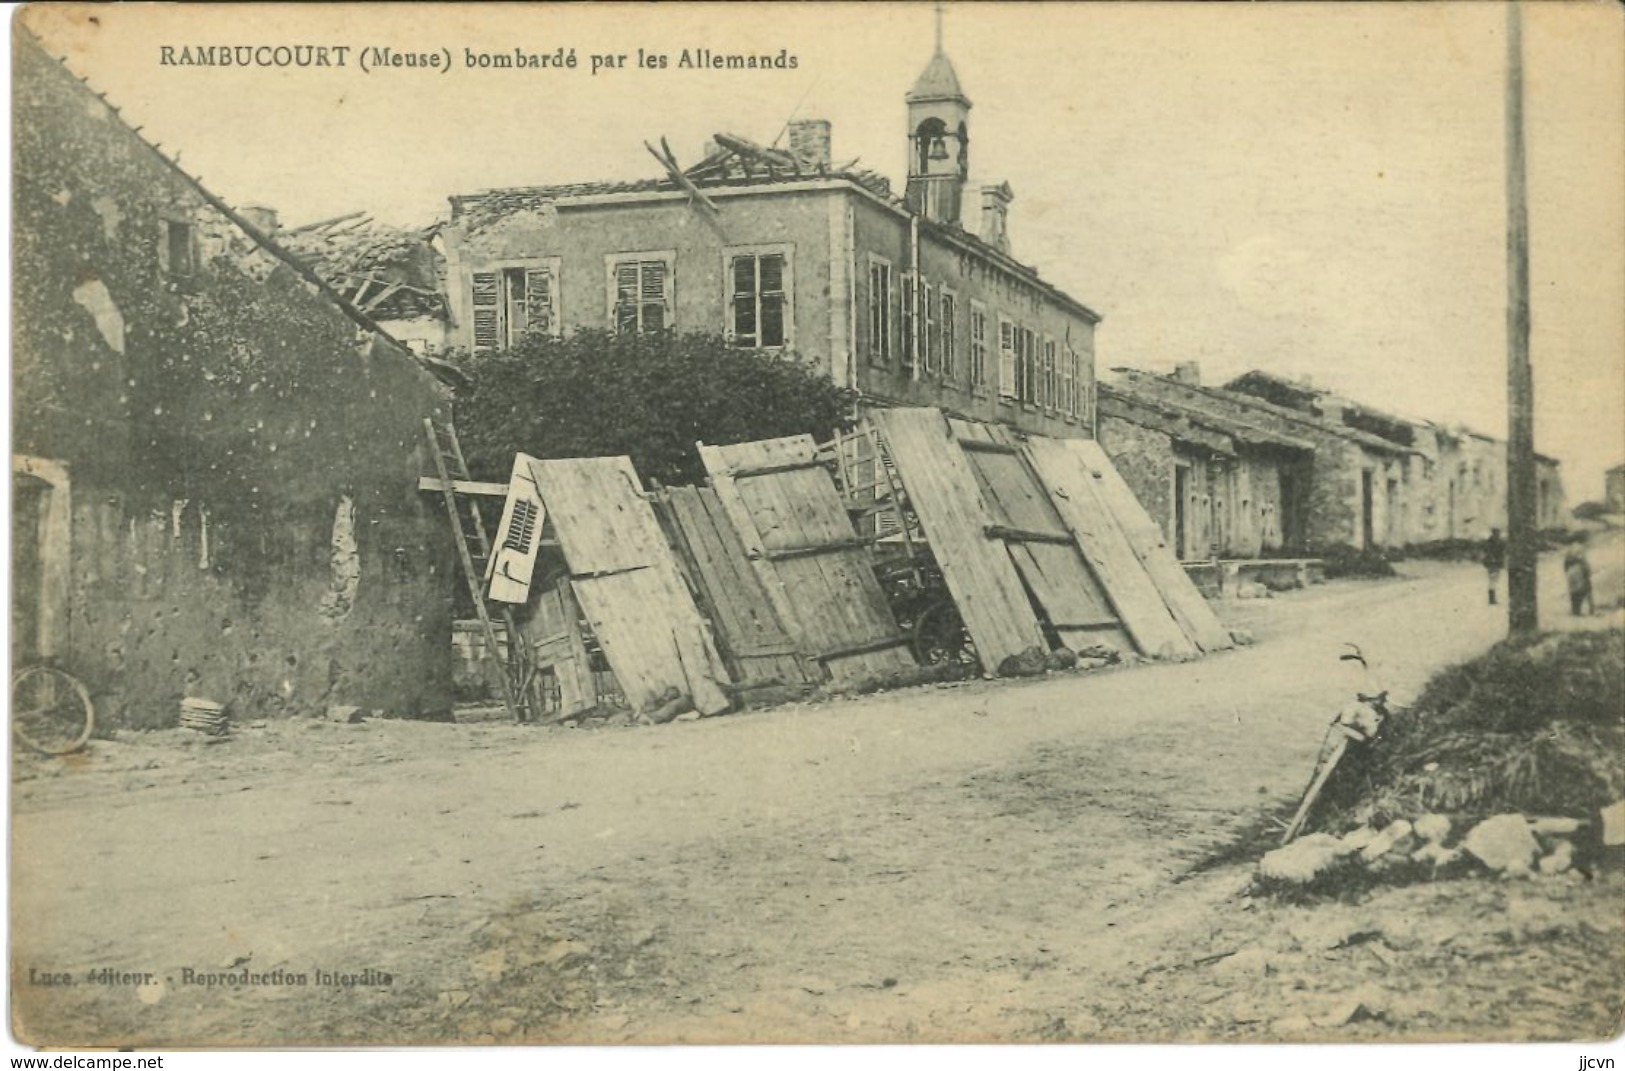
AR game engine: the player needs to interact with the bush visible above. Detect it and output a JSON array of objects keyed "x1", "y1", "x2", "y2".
[
  {"x1": 1310, "y1": 543, "x2": 1398, "y2": 580},
  {"x1": 452, "y1": 329, "x2": 856, "y2": 485}
]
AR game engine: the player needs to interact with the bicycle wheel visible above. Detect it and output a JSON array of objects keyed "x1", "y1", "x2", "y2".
[{"x1": 11, "y1": 665, "x2": 95, "y2": 756}]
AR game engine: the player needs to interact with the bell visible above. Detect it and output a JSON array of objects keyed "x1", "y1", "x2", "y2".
[{"x1": 927, "y1": 135, "x2": 950, "y2": 162}]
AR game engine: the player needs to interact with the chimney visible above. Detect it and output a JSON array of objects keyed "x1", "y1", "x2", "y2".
[
  {"x1": 1318, "y1": 397, "x2": 1347, "y2": 425},
  {"x1": 239, "y1": 204, "x2": 279, "y2": 235},
  {"x1": 787, "y1": 119, "x2": 832, "y2": 170},
  {"x1": 1173, "y1": 361, "x2": 1201, "y2": 386},
  {"x1": 979, "y1": 182, "x2": 1013, "y2": 254}
]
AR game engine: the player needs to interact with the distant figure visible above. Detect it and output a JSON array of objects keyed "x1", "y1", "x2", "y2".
[
  {"x1": 1482, "y1": 528, "x2": 1505, "y2": 606},
  {"x1": 1564, "y1": 543, "x2": 1594, "y2": 616}
]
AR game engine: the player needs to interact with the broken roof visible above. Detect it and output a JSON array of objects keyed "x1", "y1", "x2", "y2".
[
  {"x1": 1111, "y1": 368, "x2": 1417, "y2": 456},
  {"x1": 1098, "y1": 381, "x2": 1315, "y2": 455},
  {"x1": 447, "y1": 130, "x2": 1100, "y2": 325},
  {"x1": 279, "y1": 214, "x2": 447, "y2": 323}
]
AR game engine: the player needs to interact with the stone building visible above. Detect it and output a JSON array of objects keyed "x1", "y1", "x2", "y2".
[
  {"x1": 1607, "y1": 464, "x2": 1625, "y2": 514},
  {"x1": 1226, "y1": 370, "x2": 1567, "y2": 542},
  {"x1": 11, "y1": 32, "x2": 456, "y2": 727},
  {"x1": 1101, "y1": 366, "x2": 1418, "y2": 558},
  {"x1": 437, "y1": 42, "x2": 1102, "y2": 440}
]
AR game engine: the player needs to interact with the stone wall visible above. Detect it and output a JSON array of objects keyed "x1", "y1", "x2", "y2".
[{"x1": 12, "y1": 35, "x2": 454, "y2": 726}]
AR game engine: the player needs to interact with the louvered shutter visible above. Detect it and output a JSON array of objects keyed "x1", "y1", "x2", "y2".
[
  {"x1": 1061, "y1": 345, "x2": 1075, "y2": 416},
  {"x1": 471, "y1": 271, "x2": 502, "y2": 352},
  {"x1": 641, "y1": 260, "x2": 668, "y2": 331},
  {"x1": 998, "y1": 320, "x2": 1016, "y2": 398},
  {"x1": 525, "y1": 267, "x2": 554, "y2": 336},
  {"x1": 613, "y1": 262, "x2": 640, "y2": 333}
]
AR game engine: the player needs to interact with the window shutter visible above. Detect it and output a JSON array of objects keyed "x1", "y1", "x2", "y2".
[
  {"x1": 525, "y1": 268, "x2": 554, "y2": 336},
  {"x1": 1061, "y1": 346, "x2": 1075, "y2": 415},
  {"x1": 642, "y1": 260, "x2": 668, "y2": 332},
  {"x1": 471, "y1": 271, "x2": 503, "y2": 352},
  {"x1": 998, "y1": 320, "x2": 1016, "y2": 398},
  {"x1": 900, "y1": 272, "x2": 917, "y2": 370}
]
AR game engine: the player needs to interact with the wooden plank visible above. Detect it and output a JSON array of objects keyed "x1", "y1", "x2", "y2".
[
  {"x1": 655, "y1": 485, "x2": 810, "y2": 688},
  {"x1": 726, "y1": 458, "x2": 831, "y2": 479},
  {"x1": 953, "y1": 419, "x2": 1136, "y2": 655},
  {"x1": 1066, "y1": 440, "x2": 1233, "y2": 652},
  {"x1": 524, "y1": 575, "x2": 596, "y2": 716},
  {"x1": 956, "y1": 438, "x2": 1022, "y2": 455},
  {"x1": 526, "y1": 456, "x2": 733, "y2": 714},
  {"x1": 760, "y1": 534, "x2": 877, "y2": 562},
  {"x1": 985, "y1": 524, "x2": 1074, "y2": 546},
  {"x1": 869, "y1": 409, "x2": 1047, "y2": 671},
  {"x1": 700, "y1": 435, "x2": 914, "y2": 686},
  {"x1": 417, "y1": 477, "x2": 511, "y2": 496},
  {"x1": 1023, "y1": 436, "x2": 1199, "y2": 659},
  {"x1": 814, "y1": 633, "x2": 912, "y2": 662}
]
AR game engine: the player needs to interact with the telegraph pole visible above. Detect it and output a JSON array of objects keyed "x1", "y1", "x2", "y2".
[{"x1": 1505, "y1": 0, "x2": 1538, "y2": 635}]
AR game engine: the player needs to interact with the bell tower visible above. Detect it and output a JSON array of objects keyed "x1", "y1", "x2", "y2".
[{"x1": 904, "y1": 7, "x2": 971, "y2": 225}]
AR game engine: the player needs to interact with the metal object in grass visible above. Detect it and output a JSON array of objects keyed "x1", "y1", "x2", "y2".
[{"x1": 1280, "y1": 644, "x2": 1393, "y2": 846}]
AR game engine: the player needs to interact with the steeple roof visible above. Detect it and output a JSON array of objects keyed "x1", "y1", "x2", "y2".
[{"x1": 906, "y1": 49, "x2": 970, "y2": 105}]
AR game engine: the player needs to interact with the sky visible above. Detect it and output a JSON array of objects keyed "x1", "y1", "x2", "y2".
[{"x1": 14, "y1": 1, "x2": 1625, "y2": 500}]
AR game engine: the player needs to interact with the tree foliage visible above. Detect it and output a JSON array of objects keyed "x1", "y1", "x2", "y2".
[{"x1": 453, "y1": 329, "x2": 856, "y2": 485}]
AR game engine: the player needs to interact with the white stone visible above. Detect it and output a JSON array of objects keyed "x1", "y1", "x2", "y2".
[
  {"x1": 1537, "y1": 839, "x2": 1575, "y2": 876},
  {"x1": 1462, "y1": 813, "x2": 1540, "y2": 873},
  {"x1": 1260, "y1": 834, "x2": 1346, "y2": 884},
  {"x1": 1413, "y1": 813, "x2": 1451, "y2": 843}
]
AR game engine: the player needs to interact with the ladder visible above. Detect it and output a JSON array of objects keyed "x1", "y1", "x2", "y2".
[{"x1": 422, "y1": 418, "x2": 532, "y2": 723}]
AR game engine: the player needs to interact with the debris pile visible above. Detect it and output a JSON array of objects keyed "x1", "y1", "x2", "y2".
[{"x1": 1259, "y1": 628, "x2": 1624, "y2": 893}]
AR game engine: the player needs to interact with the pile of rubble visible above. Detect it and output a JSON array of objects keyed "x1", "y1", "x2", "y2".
[{"x1": 1259, "y1": 803, "x2": 1624, "y2": 889}]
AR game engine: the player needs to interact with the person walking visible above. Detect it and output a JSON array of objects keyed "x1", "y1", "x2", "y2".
[
  {"x1": 1564, "y1": 542, "x2": 1594, "y2": 616},
  {"x1": 1482, "y1": 528, "x2": 1505, "y2": 606}
]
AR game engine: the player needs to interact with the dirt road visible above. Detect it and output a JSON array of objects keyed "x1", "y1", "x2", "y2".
[{"x1": 11, "y1": 547, "x2": 1623, "y2": 1046}]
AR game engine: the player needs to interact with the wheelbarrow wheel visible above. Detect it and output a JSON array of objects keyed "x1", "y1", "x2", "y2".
[{"x1": 911, "y1": 599, "x2": 975, "y2": 666}]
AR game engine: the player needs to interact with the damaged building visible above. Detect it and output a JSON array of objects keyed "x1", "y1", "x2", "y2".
[
  {"x1": 1098, "y1": 363, "x2": 1567, "y2": 563},
  {"x1": 437, "y1": 42, "x2": 1101, "y2": 441},
  {"x1": 11, "y1": 33, "x2": 457, "y2": 727}
]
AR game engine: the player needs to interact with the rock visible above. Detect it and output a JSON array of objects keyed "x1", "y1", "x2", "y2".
[
  {"x1": 1286, "y1": 915, "x2": 1380, "y2": 952},
  {"x1": 1600, "y1": 800, "x2": 1625, "y2": 847},
  {"x1": 326, "y1": 705, "x2": 364, "y2": 724},
  {"x1": 997, "y1": 645, "x2": 1049, "y2": 678},
  {"x1": 1462, "y1": 813, "x2": 1540, "y2": 873},
  {"x1": 1358, "y1": 819, "x2": 1417, "y2": 864},
  {"x1": 1074, "y1": 657, "x2": 1112, "y2": 672},
  {"x1": 1045, "y1": 647, "x2": 1079, "y2": 671},
  {"x1": 672, "y1": 711, "x2": 701, "y2": 723},
  {"x1": 1234, "y1": 582, "x2": 1272, "y2": 600},
  {"x1": 1269, "y1": 1015, "x2": 1316, "y2": 1035},
  {"x1": 1537, "y1": 839, "x2": 1575, "y2": 876},
  {"x1": 1338, "y1": 826, "x2": 1379, "y2": 852},
  {"x1": 1411, "y1": 840, "x2": 1464, "y2": 869},
  {"x1": 823, "y1": 844, "x2": 850, "y2": 863},
  {"x1": 1527, "y1": 816, "x2": 1584, "y2": 836},
  {"x1": 1260, "y1": 834, "x2": 1348, "y2": 884},
  {"x1": 1074, "y1": 643, "x2": 1121, "y2": 663},
  {"x1": 1229, "y1": 627, "x2": 1256, "y2": 646},
  {"x1": 1412, "y1": 813, "x2": 1451, "y2": 843}
]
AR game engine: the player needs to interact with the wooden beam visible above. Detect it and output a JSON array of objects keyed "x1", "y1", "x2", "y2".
[
  {"x1": 757, "y1": 534, "x2": 878, "y2": 563},
  {"x1": 813, "y1": 633, "x2": 912, "y2": 662},
  {"x1": 728, "y1": 458, "x2": 832, "y2": 479},
  {"x1": 418, "y1": 476, "x2": 510, "y2": 497},
  {"x1": 957, "y1": 437, "x2": 1023, "y2": 455},
  {"x1": 984, "y1": 524, "x2": 1074, "y2": 546}
]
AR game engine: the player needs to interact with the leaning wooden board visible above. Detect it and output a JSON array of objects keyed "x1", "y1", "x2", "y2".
[
  {"x1": 699, "y1": 435, "x2": 914, "y2": 686},
  {"x1": 868, "y1": 409, "x2": 1048, "y2": 672},
  {"x1": 525, "y1": 456, "x2": 733, "y2": 714},
  {"x1": 1022, "y1": 436, "x2": 1199, "y2": 660},
  {"x1": 950, "y1": 418, "x2": 1135, "y2": 656},
  {"x1": 1065, "y1": 439, "x2": 1233, "y2": 652},
  {"x1": 654, "y1": 485, "x2": 812, "y2": 689}
]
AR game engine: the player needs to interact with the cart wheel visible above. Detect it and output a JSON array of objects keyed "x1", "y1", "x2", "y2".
[
  {"x1": 911, "y1": 599, "x2": 975, "y2": 666},
  {"x1": 11, "y1": 665, "x2": 95, "y2": 756}
]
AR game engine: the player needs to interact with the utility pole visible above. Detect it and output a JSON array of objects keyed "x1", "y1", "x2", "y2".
[{"x1": 1505, "y1": 0, "x2": 1538, "y2": 635}]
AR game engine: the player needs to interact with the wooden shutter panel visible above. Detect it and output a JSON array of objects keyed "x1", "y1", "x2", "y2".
[
  {"x1": 471, "y1": 271, "x2": 501, "y2": 351},
  {"x1": 998, "y1": 321, "x2": 1016, "y2": 398},
  {"x1": 525, "y1": 268, "x2": 554, "y2": 336}
]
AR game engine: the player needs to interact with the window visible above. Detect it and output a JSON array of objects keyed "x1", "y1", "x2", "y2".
[
  {"x1": 1043, "y1": 338, "x2": 1057, "y2": 411},
  {"x1": 725, "y1": 246, "x2": 792, "y2": 349},
  {"x1": 922, "y1": 281, "x2": 938, "y2": 374},
  {"x1": 1020, "y1": 327, "x2": 1038, "y2": 405},
  {"x1": 997, "y1": 318, "x2": 1014, "y2": 400},
  {"x1": 900, "y1": 271, "x2": 917, "y2": 371},
  {"x1": 471, "y1": 260, "x2": 560, "y2": 352},
  {"x1": 970, "y1": 303, "x2": 988, "y2": 389},
  {"x1": 940, "y1": 289, "x2": 958, "y2": 380},
  {"x1": 160, "y1": 218, "x2": 197, "y2": 279},
  {"x1": 1061, "y1": 345, "x2": 1076, "y2": 417},
  {"x1": 607, "y1": 253, "x2": 674, "y2": 335},
  {"x1": 867, "y1": 257, "x2": 892, "y2": 365}
]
